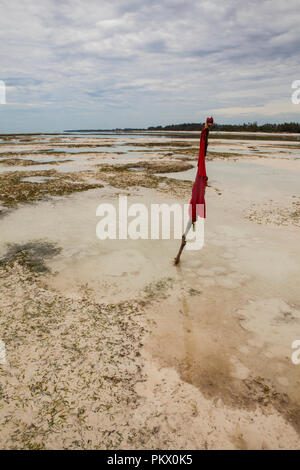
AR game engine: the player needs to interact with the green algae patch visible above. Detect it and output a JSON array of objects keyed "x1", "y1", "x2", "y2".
[
  {"x1": 0, "y1": 170, "x2": 103, "y2": 208},
  {"x1": 0, "y1": 158, "x2": 65, "y2": 167},
  {"x1": 0, "y1": 241, "x2": 62, "y2": 273},
  {"x1": 95, "y1": 163, "x2": 192, "y2": 198},
  {"x1": 122, "y1": 141, "x2": 193, "y2": 148},
  {"x1": 171, "y1": 148, "x2": 246, "y2": 160},
  {"x1": 98, "y1": 161, "x2": 193, "y2": 174}
]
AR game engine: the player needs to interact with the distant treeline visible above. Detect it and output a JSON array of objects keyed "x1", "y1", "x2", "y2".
[
  {"x1": 65, "y1": 121, "x2": 300, "y2": 133},
  {"x1": 147, "y1": 122, "x2": 300, "y2": 133}
]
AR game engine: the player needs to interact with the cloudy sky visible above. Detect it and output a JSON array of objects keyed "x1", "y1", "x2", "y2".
[{"x1": 0, "y1": 0, "x2": 299, "y2": 132}]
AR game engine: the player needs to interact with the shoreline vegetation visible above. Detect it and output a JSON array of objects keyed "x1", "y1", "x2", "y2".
[{"x1": 62, "y1": 121, "x2": 300, "y2": 134}]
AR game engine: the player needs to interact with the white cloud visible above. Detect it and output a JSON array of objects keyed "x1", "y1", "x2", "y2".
[{"x1": 0, "y1": 0, "x2": 299, "y2": 131}]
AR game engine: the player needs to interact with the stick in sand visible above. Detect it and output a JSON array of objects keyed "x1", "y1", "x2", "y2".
[
  {"x1": 173, "y1": 116, "x2": 214, "y2": 265},
  {"x1": 174, "y1": 219, "x2": 193, "y2": 265}
]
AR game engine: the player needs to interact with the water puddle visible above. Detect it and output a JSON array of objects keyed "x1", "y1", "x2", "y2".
[
  {"x1": 127, "y1": 167, "x2": 147, "y2": 171},
  {"x1": 156, "y1": 159, "x2": 300, "y2": 195},
  {"x1": 47, "y1": 146, "x2": 119, "y2": 153},
  {"x1": 20, "y1": 176, "x2": 56, "y2": 183},
  {"x1": 0, "y1": 189, "x2": 180, "y2": 302}
]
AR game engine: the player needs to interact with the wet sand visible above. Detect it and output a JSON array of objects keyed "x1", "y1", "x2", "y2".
[{"x1": 0, "y1": 132, "x2": 300, "y2": 449}]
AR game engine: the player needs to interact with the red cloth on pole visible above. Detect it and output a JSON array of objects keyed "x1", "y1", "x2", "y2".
[{"x1": 189, "y1": 126, "x2": 208, "y2": 222}]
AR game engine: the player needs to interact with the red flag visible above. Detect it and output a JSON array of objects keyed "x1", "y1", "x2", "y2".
[{"x1": 189, "y1": 125, "x2": 209, "y2": 222}]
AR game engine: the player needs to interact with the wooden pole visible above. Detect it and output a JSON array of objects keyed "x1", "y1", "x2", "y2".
[
  {"x1": 174, "y1": 220, "x2": 195, "y2": 265},
  {"x1": 174, "y1": 234, "x2": 187, "y2": 265}
]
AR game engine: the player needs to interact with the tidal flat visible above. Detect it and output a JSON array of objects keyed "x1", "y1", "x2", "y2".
[{"x1": 0, "y1": 131, "x2": 300, "y2": 449}]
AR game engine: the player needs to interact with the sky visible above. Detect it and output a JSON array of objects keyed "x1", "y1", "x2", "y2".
[{"x1": 0, "y1": 0, "x2": 300, "y2": 132}]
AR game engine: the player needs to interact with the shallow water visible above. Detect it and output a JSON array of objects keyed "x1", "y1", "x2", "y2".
[
  {"x1": 0, "y1": 150, "x2": 161, "y2": 174},
  {"x1": 0, "y1": 188, "x2": 183, "y2": 302},
  {"x1": 128, "y1": 167, "x2": 147, "y2": 171},
  {"x1": 1, "y1": 132, "x2": 299, "y2": 303},
  {"x1": 157, "y1": 159, "x2": 300, "y2": 196},
  {"x1": 0, "y1": 164, "x2": 56, "y2": 173},
  {"x1": 20, "y1": 176, "x2": 56, "y2": 183},
  {"x1": 209, "y1": 142, "x2": 300, "y2": 159},
  {"x1": 48, "y1": 146, "x2": 118, "y2": 153}
]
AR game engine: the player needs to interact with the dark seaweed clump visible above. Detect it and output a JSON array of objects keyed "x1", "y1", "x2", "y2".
[{"x1": 0, "y1": 241, "x2": 61, "y2": 272}]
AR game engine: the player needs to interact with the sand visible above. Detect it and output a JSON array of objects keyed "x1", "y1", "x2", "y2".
[{"x1": 0, "y1": 132, "x2": 299, "y2": 449}]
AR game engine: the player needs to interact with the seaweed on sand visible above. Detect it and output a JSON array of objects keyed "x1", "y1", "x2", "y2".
[
  {"x1": 0, "y1": 241, "x2": 61, "y2": 273},
  {"x1": 0, "y1": 170, "x2": 103, "y2": 208}
]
